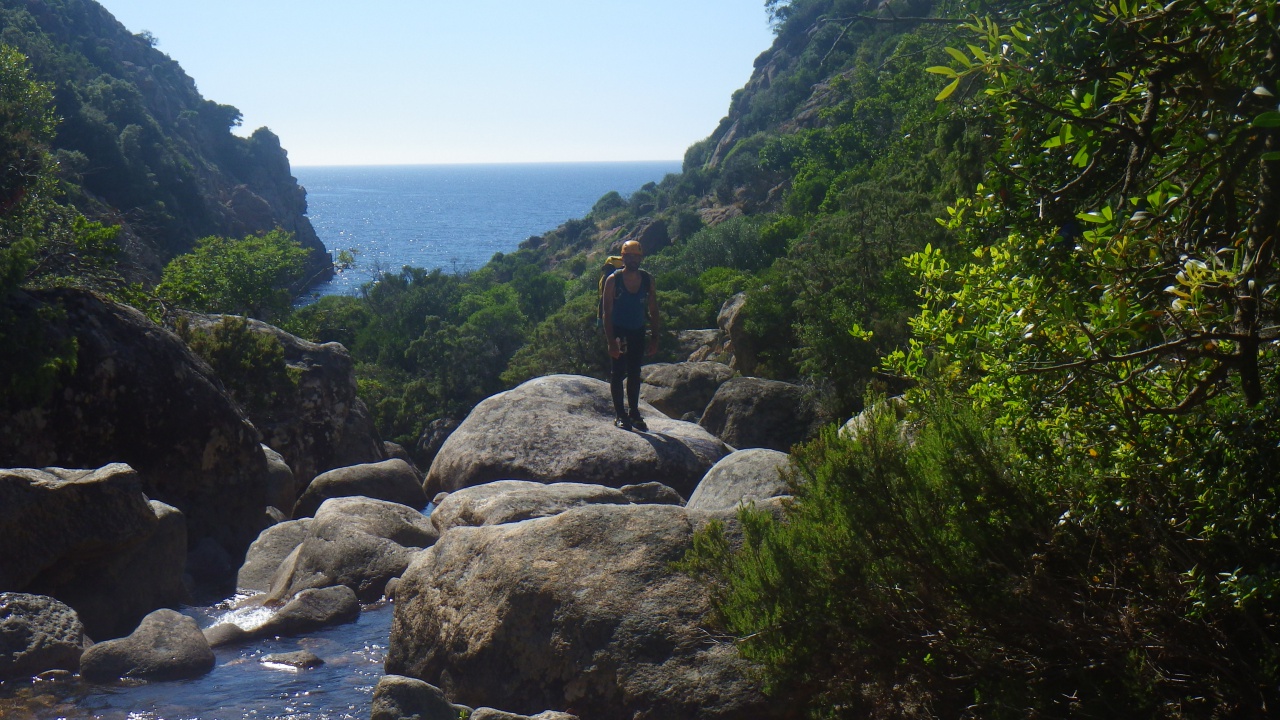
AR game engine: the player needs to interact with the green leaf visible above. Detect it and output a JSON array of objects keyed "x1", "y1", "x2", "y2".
[
  {"x1": 1253, "y1": 112, "x2": 1280, "y2": 128},
  {"x1": 926, "y1": 66, "x2": 959, "y2": 78},
  {"x1": 935, "y1": 78, "x2": 961, "y2": 102},
  {"x1": 1261, "y1": 151, "x2": 1280, "y2": 162},
  {"x1": 944, "y1": 47, "x2": 973, "y2": 69}
]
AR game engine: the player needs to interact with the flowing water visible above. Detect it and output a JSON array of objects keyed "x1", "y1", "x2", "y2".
[{"x1": 0, "y1": 600, "x2": 394, "y2": 720}]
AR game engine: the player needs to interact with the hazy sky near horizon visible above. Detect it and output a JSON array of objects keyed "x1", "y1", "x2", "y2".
[{"x1": 93, "y1": 1, "x2": 777, "y2": 167}]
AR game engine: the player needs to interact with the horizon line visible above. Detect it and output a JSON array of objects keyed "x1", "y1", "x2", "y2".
[{"x1": 292, "y1": 159, "x2": 683, "y2": 169}]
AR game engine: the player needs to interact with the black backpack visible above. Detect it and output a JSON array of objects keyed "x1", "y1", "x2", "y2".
[{"x1": 595, "y1": 259, "x2": 650, "y2": 327}]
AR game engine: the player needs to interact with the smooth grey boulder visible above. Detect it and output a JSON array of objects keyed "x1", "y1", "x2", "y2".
[
  {"x1": 429, "y1": 480, "x2": 632, "y2": 534},
  {"x1": 293, "y1": 459, "x2": 427, "y2": 518},
  {"x1": 259, "y1": 586, "x2": 360, "y2": 637},
  {"x1": 79, "y1": 609, "x2": 214, "y2": 682},
  {"x1": 262, "y1": 650, "x2": 323, "y2": 669},
  {"x1": 619, "y1": 482, "x2": 685, "y2": 506},
  {"x1": 237, "y1": 518, "x2": 312, "y2": 593},
  {"x1": 699, "y1": 377, "x2": 815, "y2": 452},
  {"x1": 687, "y1": 449, "x2": 791, "y2": 513},
  {"x1": 269, "y1": 497, "x2": 438, "y2": 602},
  {"x1": 386, "y1": 504, "x2": 780, "y2": 720},
  {"x1": 639, "y1": 362, "x2": 735, "y2": 419},
  {"x1": 0, "y1": 593, "x2": 88, "y2": 679},
  {"x1": 471, "y1": 710, "x2": 580, "y2": 720},
  {"x1": 371, "y1": 675, "x2": 465, "y2": 720},
  {"x1": 262, "y1": 446, "x2": 298, "y2": 517},
  {"x1": 425, "y1": 375, "x2": 730, "y2": 499}
]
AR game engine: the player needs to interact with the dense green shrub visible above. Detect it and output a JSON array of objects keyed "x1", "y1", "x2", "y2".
[
  {"x1": 176, "y1": 315, "x2": 297, "y2": 417},
  {"x1": 156, "y1": 229, "x2": 310, "y2": 320}
]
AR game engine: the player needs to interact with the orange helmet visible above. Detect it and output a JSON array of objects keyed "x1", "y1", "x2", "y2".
[{"x1": 621, "y1": 240, "x2": 643, "y2": 256}]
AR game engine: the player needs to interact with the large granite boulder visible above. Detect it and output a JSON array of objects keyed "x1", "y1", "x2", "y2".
[
  {"x1": 687, "y1": 449, "x2": 791, "y2": 513},
  {"x1": 79, "y1": 609, "x2": 214, "y2": 682},
  {"x1": 639, "y1": 362, "x2": 735, "y2": 419},
  {"x1": 268, "y1": 497, "x2": 437, "y2": 602},
  {"x1": 0, "y1": 289, "x2": 270, "y2": 564},
  {"x1": 430, "y1": 481, "x2": 632, "y2": 534},
  {"x1": 236, "y1": 518, "x2": 311, "y2": 593},
  {"x1": 0, "y1": 465, "x2": 188, "y2": 639},
  {"x1": 293, "y1": 459, "x2": 427, "y2": 518},
  {"x1": 0, "y1": 593, "x2": 88, "y2": 679},
  {"x1": 44, "y1": 499, "x2": 188, "y2": 640},
  {"x1": 386, "y1": 504, "x2": 781, "y2": 720},
  {"x1": 180, "y1": 312, "x2": 385, "y2": 488},
  {"x1": 425, "y1": 375, "x2": 730, "y2": 499},
  {"x1": 699, "y1": 377, "x2": 815, "y2": 452}
]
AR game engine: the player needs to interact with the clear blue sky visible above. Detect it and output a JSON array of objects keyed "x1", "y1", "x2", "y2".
[{"x1": 94, "y1": 1, "x2": 777, "y2": 167}]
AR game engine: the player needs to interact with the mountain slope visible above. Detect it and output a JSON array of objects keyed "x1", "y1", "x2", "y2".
[{"x1": 0, "y1": 0, "x2": 331, "y2": 283}]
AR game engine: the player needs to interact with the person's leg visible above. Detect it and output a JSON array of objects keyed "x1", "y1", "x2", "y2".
[
  {"x1": 610, "y1": 330, "x2": 629, "y2": 425},
  {"x1": 624, "y1": 328, "x2": 645, "y2": 419}
]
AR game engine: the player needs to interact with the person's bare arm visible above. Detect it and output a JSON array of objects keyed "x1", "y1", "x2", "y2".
[{"x1": 603, "y1": 275, "x2": 621, "y2": 358}]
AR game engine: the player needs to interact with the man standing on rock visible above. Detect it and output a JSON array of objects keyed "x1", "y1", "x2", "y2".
[{"x1": 602, "y1": 239, "x2": 660, "y2": 431}]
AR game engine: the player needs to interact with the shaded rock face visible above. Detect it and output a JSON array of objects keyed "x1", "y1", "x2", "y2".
[
  {"x1": 687, "y1": 448, "x2": 791, "y2": 514},
  {"x1": 640, "y1": 362, "x2": 736, "y2": 420},
  {"x1": 0, "y1": 289, "x2": 269, "y2": 562},
  {"x1": 0, "y1": 593, "x2": 87, "y2": 679},
  {"x1": 43, "y1": 499, "x2": 188, "y2": 641},
  {"x1": 79, "y1": 609, "x2": 214, "y2": 682},
  {"x1": 181, "y1": 313, "x2": 385, "y2": 489},
  {"x1": 429, "y1": 481, "x2": 633, "y2": 534},
  {"x1": 425, "y1": 375, "x2": 731, "y2": 499},
  {"x1": 386, "y1": 504, "x2": 779, "y2": 720},
  {"x1": 0, "y1": 465, "x2": 188, "y2": 639},
  {"x1": 269, "y1": 497, "x2": 438, "y2": 602},
  {"x1": 414, "y1": 417, "x2": 458, "y2": 474},
  {"x1": 471, "y1": 710, "x2": 580, "y2": 720},
  {"x1": 699, "y1": 377, "x2": 815, "y2": 452},
  {"x1": 609, "y1": 217, "x2": 670, "y2": 257},
  {"x1": 262, "y1": 446, "x2": 298, "y2": 517},
  {"x1": 293, "y1": 459, "x2": 426, "y2": 518},
  {"x1": 236, "y1": 518, "x2": 311, "y2": 593},
  {"x1": 619, "y1": 482, "x2": 685, "y2": 506}
]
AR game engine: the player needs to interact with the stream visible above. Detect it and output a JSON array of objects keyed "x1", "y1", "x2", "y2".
[{"x1": 0, "y1": 598, "x2": 394, "y2": 720}]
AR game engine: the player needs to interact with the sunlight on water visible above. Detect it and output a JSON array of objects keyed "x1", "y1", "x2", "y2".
[{"x1": 0, "y1": 602, "x2": 394, "y2": 720}]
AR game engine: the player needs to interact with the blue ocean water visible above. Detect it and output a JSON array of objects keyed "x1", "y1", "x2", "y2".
[{"x1": 295, "y1": 162, "x2": 681, "y2": 298}]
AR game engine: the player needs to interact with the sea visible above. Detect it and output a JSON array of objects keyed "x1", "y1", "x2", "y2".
[{"x1": 295, "y1": 161, "x2": 682, "y2": 298}]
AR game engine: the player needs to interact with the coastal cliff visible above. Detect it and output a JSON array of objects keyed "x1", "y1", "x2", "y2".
[{"x1": 0, "y1": 0, "x2": 331, "y2": 284}]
